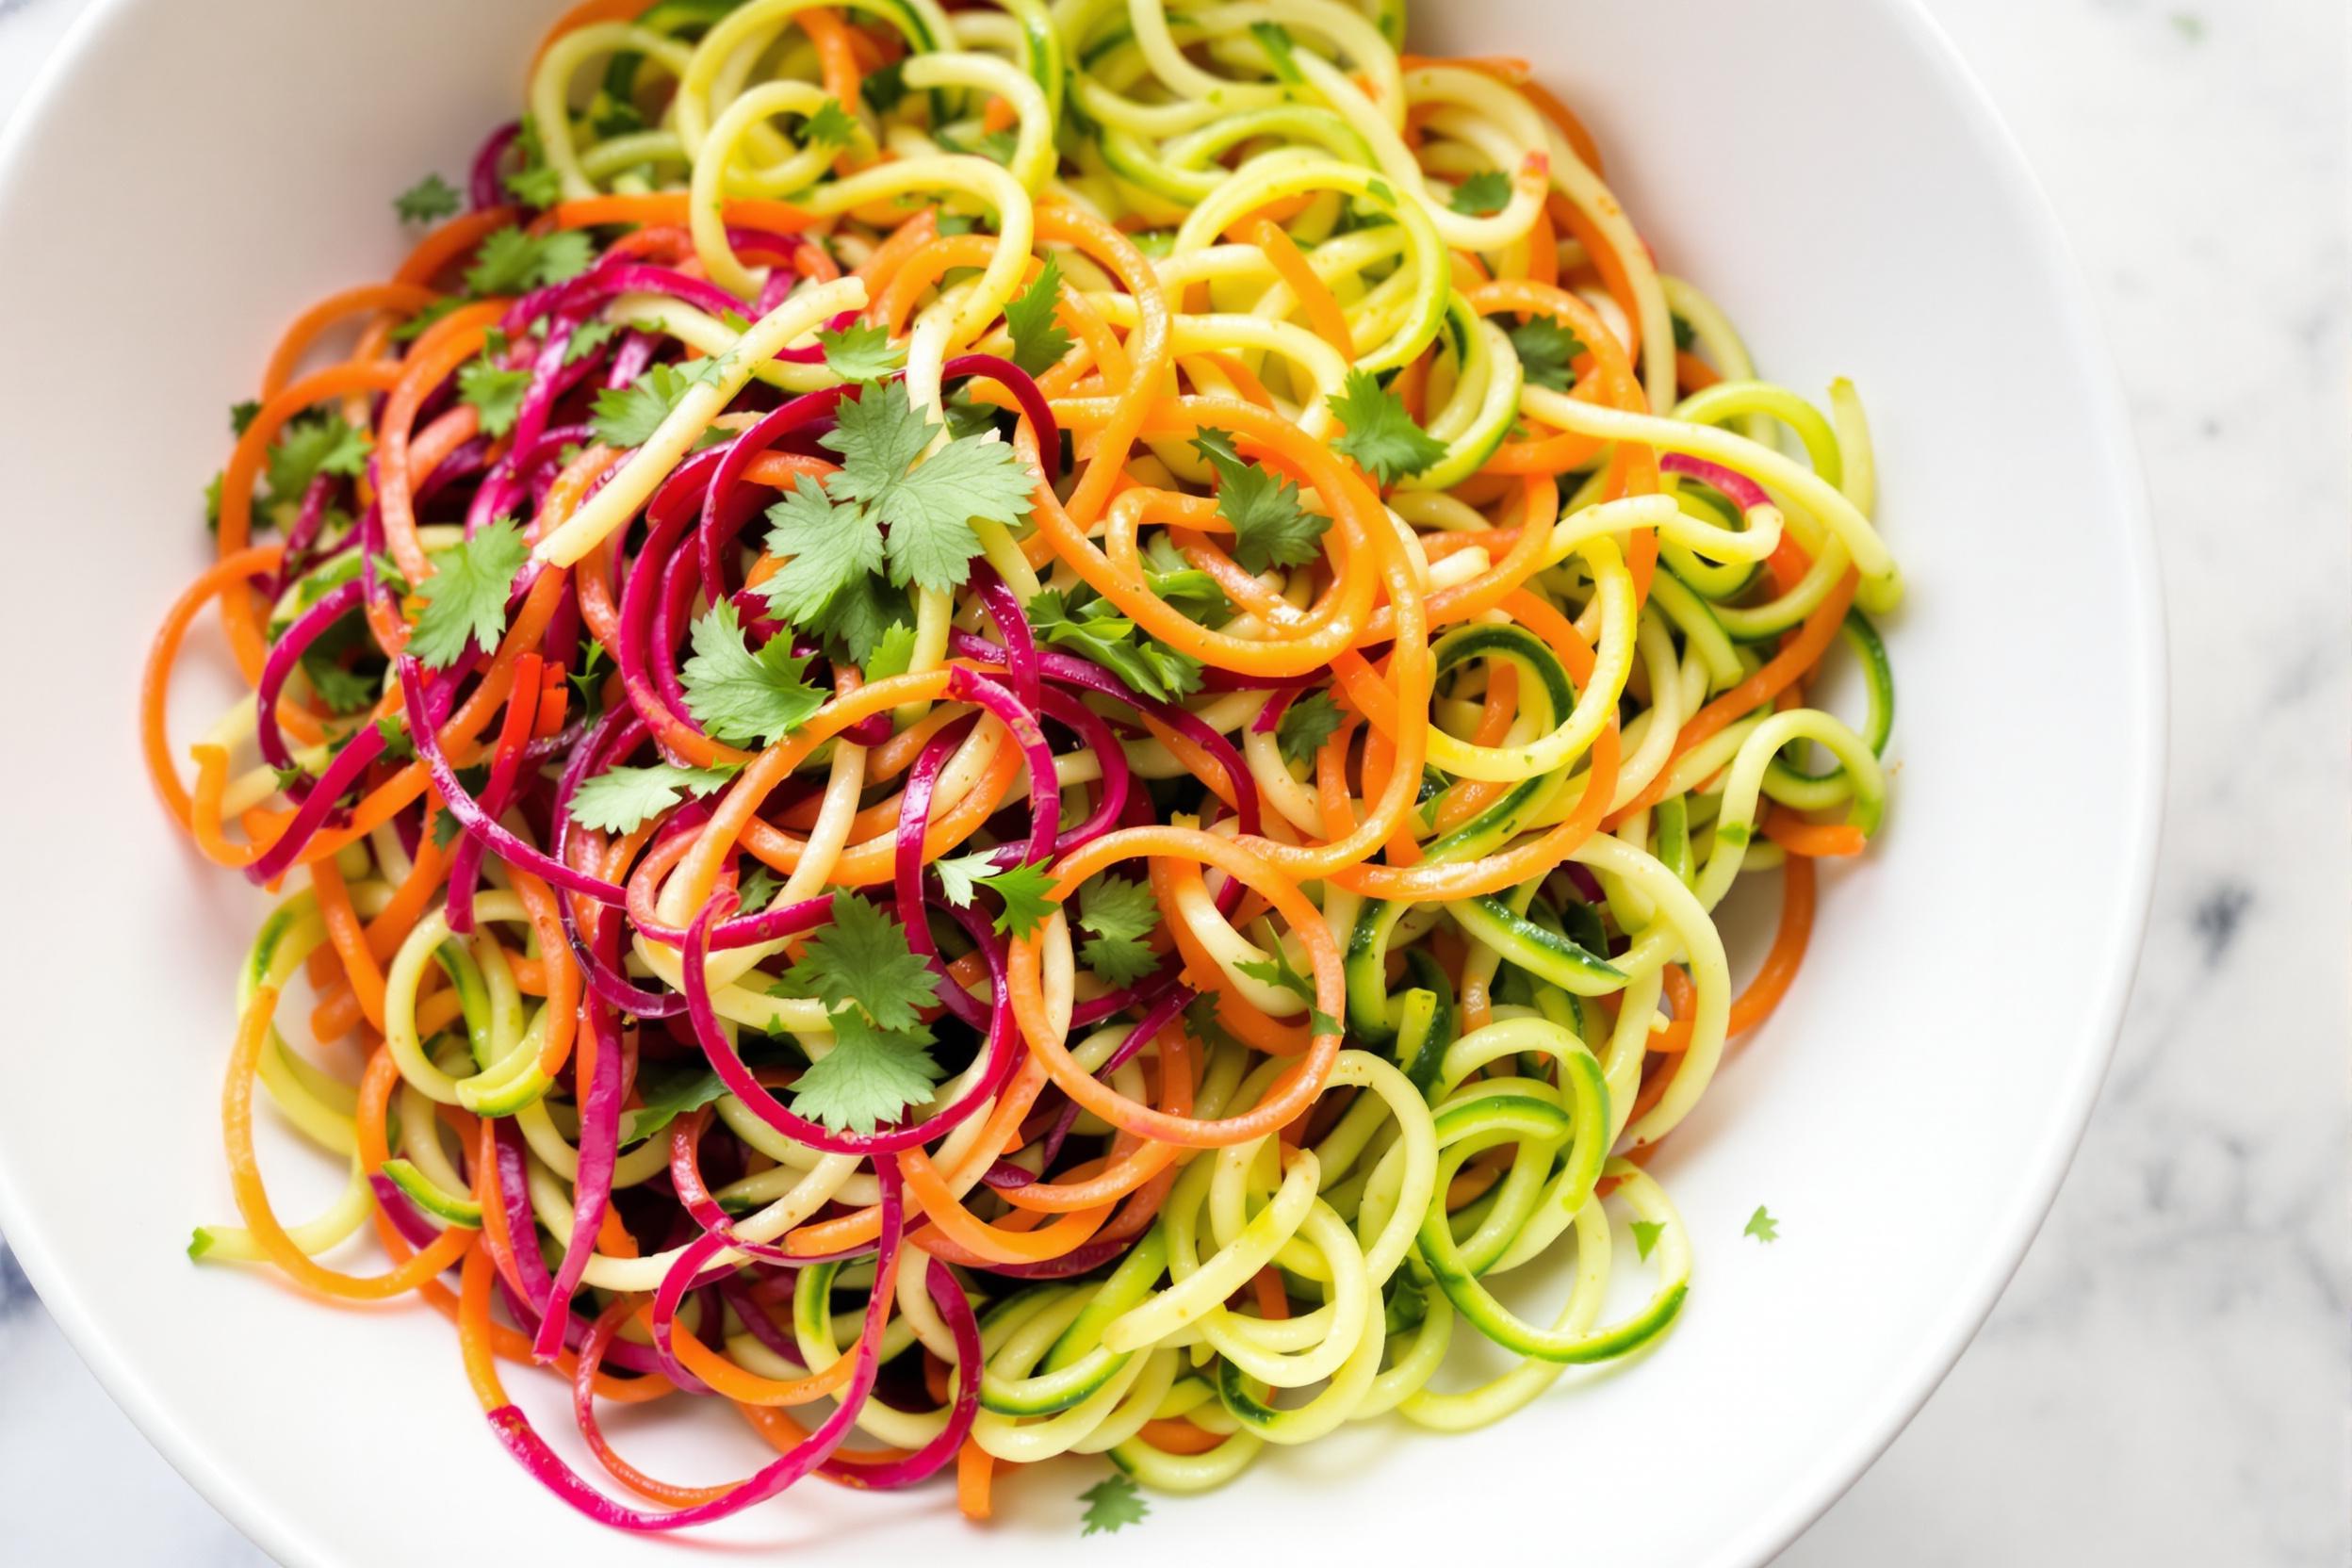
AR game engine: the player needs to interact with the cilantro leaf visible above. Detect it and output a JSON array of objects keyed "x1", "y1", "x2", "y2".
[
  {"x1": 564, "y1": 318, "x2": 620, "y2": 365},
  {"x1": 737, "y1": 863, "x2": 785, "y2": 915},
  {"x1": 264, "y1": 414, "x2": 372, "y2": 512},
  {"x1": 1078, "y1": 1475, "x2": 1149, "y2": 1536},
  {"x1": 1028, "y1": 590, "x2": 1202, "y2": 704},
  {"x1": 1233, "y1": 947, "x2": 1340, "y2": 1035},
  {"x1": 406, "y1": 518, "x2": 531, "y2": 668},
  {"x1": 1143, "y1": 532, "x2": 1231, "y2": 620},
  {"x1": 230, "y1": 400, "x2": 262, "y2": 436},
  {"x1": 862, "y1": 58, "x2": 909, "y2": 114},
  {"x1": 1275, "y1": 690, "x2": 1343, "y2": 765},
  {"x1": 820, "y1": 380, "x2": 1033, "y2": 594},
  {"x1": 1327, "y1": 369, "x2": 1446, "y2": 485},
  {"x1": 503, "y1": 119, "x2": 562, "y2": 208},
  {"x1": 1508, "y1": 317, "x2": 1585, "y2": 393},
  {"x1": 860, "y1": 620, "x2": 919, "y2": 679},
  {"x1": 566, "y1": 641, "x2": 609, "y2": 712},
  {"x1": 1672, "y1": 312, "x2": 1696, "y2": 351},
  {"x1": 390, "y1": 297, "x2": 463, "y2": 344},
  {"x1": 566, "y1": 763, "x2": 740, "y2": 834},
  {"x1": 1630, "y1": 1219, "x2": 1665, "y2": 1262},
  {"x1": 1076, "y1": 874, "x2": 1160, "y2": 986},
  {"x1": 620, "y1": 1066, "x2": 729, "y2": 1144},
  {"x1": 373, "y1": 715, "x2": 416, "y2": 761},
  {"x1": 590, "y1": 361, "x2": 718, "y2": 449},
  {"x1": 462, "y1": 224, "x2": 594, "y2": 298},
  {"x1": 790, "y1": 1007, "x2": 942, "y2": 1135},
  {"x1": 395, "y1": 172, "x2": 460, "y2": 224},
  {"x1": 934, "y1": 854, "x2": 1057, "y2": 939},
  {"x1": 1191, "y1": 428, "x2": 1326, "y2": 573},
  {"x1": 301, "y1": 655, "x2": 378, "y2": 715},
  {"x1": 679, "y1": 602, "x2": 825, "y2": 747},
  {"x1": 1744, "y1": 1205, "x2": 1778, "y2": 1243},
  {"x1": 817, "y1": 319, "x2": 905, "y2": 383},
  {"x1": 759, "y1": 474, "x2": 884, "y2": 625},
  {"x1": 810, "y1": 575, "x2": 914, "y2": 665},
  {"x1": 1449, "y1": 170, "x2": 1511, "y2": 216},
  {"x1": 1004, "y1": 257, "x2": 1072, "y2": 376},
  {"x1": 803, "y1": 98, "x2": 860, "y2": 149},
  {"x1": 782, "y1": 891, "x2": 939, "y2": 1032},
  {"x1": 458, "y1": 355, "x2": 532, "y2": 439}
]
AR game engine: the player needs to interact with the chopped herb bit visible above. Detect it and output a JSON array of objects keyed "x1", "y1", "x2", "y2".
[
  {"x1": 566, "y1": 763, "x2": 741, "y2": 834},
  {"x1": 1326, "y1": 368, "x2": 1446, "y2": 485},
  {"x1": 394, "y1": 172, "x2": 461, "y2": 224},
  {"x1": 1449, "y1": 170, "x2": 1511, "y2": 216},
  {"x1": 678, "y1": 602, "x2": 825, "y2": 747},
  {"x1": 406, "y1": 518, "x2": 530, "y2": 668},
  {"x1": 1004, "y1": 256, "x2": 1073, "y2": 375},
  {"x1": 1191, "y1": 428, "x2": 1327, "y2": 573}
]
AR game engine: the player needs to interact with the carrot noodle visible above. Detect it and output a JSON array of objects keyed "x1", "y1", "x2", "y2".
[{"x1": 156, "y1": 0, "x2": 1900, "y2": 1534}]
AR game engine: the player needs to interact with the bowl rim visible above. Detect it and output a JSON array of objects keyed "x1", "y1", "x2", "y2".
[{"x1": 0, "y1": 0, "x2": 2167, "y2": 1563}]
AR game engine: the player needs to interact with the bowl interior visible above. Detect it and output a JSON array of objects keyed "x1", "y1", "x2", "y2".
[{"x1": 0, "y1": 2, "x2": 2158, "y2": 1564}]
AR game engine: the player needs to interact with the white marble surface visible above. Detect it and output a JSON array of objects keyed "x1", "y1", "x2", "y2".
[{"x1": 1, "y1": 0, "x2": 2344, "y2": 1562}]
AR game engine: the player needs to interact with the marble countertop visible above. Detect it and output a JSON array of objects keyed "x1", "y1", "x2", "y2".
[{"x1": 2, "y1": 0, "x2": 2344, "y2": 1561}]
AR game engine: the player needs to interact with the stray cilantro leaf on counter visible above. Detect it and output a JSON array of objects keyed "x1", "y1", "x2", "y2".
[
  {"x1": 1028, "y1": 590, "x2": 1202, "y2": 704},
  {"x1": 463, "y1": 224, "x2": 594, "y2": 298},
  {"x1": 1191, "y1": 428, "x2": 1326, "y2": 573},
  {"x1": 566, "y1": 763, "x2": 741, "y2": 834},
  {"x1": 1275, "y1": 690, "x2": 1343, "y2": 765},
  {"x1": 1327, "y1": 368, "x2": 1446, "y2": 485},
  {"x1": 395, "y1": 172, "x2": 460, "y2": 224},
  {"x1": 1075, "y1": 874, "x2": 1160, "y2": 987},
  {"x1": 817, "y1": 319, "x2": 905, "y2": 384},
  {"x1": 1004, "y1": 257, "x2": 1072, "y2": 375},
  {"x1": 933, "y1": 854, "x2": 1057, "y2": 939},
  {"x1": 406, "y1": 518, "x2": 530, "y2": 668},
  {"x1": 679, "y1": 602, "x2": 825, "y2": 747},
  {"x1": 1743, "y1": 1205, "x2": 1778, "y2": 1244},
  {"x1": 1630, "y1": 1219, "x2": 1665, "y2": 1262},
  {"x1": 1078, "y1": 1475, "x2": 1149, "y2": 1536},
  {"x1": 1509, "y1": 318, "x2": 1585, "y2": 393},
  {"x1": 590, "y1": 360, "x2": 722, "y2": 449},
  {"x1": 1449, "y1": 170, "x2": 1511, "y2": 216}
]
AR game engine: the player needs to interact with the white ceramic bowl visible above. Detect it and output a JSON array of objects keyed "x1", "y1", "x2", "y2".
[{"x1": 0, "y1": 1, "x2": 2161, "y2": 1563}]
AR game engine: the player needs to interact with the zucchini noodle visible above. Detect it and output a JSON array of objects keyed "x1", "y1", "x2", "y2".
[{"x1": 149, "y1": 0, "x2": 1903, "y2": 1535}]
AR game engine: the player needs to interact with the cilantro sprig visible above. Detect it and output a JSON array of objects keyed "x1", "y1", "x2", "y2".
[
  {"x1": 1327, "y1": 368, "x2": 1446, "y2": 486},
  {"x1": 1275, "y1": 690, "x2": 1344, "y2": 766},
  {"x1": 1508, "y1": 318, "x2": 1586, "y2": 393},
  {"x1": 1075, "y1": 874, "x2": 1161, "y2": 987},
  {"x1": 462, "y1": 224, "x2": 594, "y2": 298},
  {"x1": 933, "y1": 854, "x2": 1057, "y2": 939},
  {"x1": 566, "y1": 763, "x2": 741, "y2": 834},
  {"x1": 679, "y1": 603, "x2": 825, "y2": 747},
  {"x1": 1029, "y1": 590, "x2": 1202, "y2": 705},
  {"x1": 1449, "y1": 170, "x2": 1511, "y2": 216},
  {"x1": 406, "y1": 518, "x2": 530, "y2": 668},
  {"x1": 754, "y1": 381, "x2": 1033, "y2": 658},
  {"x1": 1004, "y1": 257, "x2": 1072, "y2": 375},
  {"x1": 777, "y1": 892, "x2": 947, "y2": 1134},
  {"x1": 1191, "y1": 428, "x2": 1327, "y2": 573}
]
